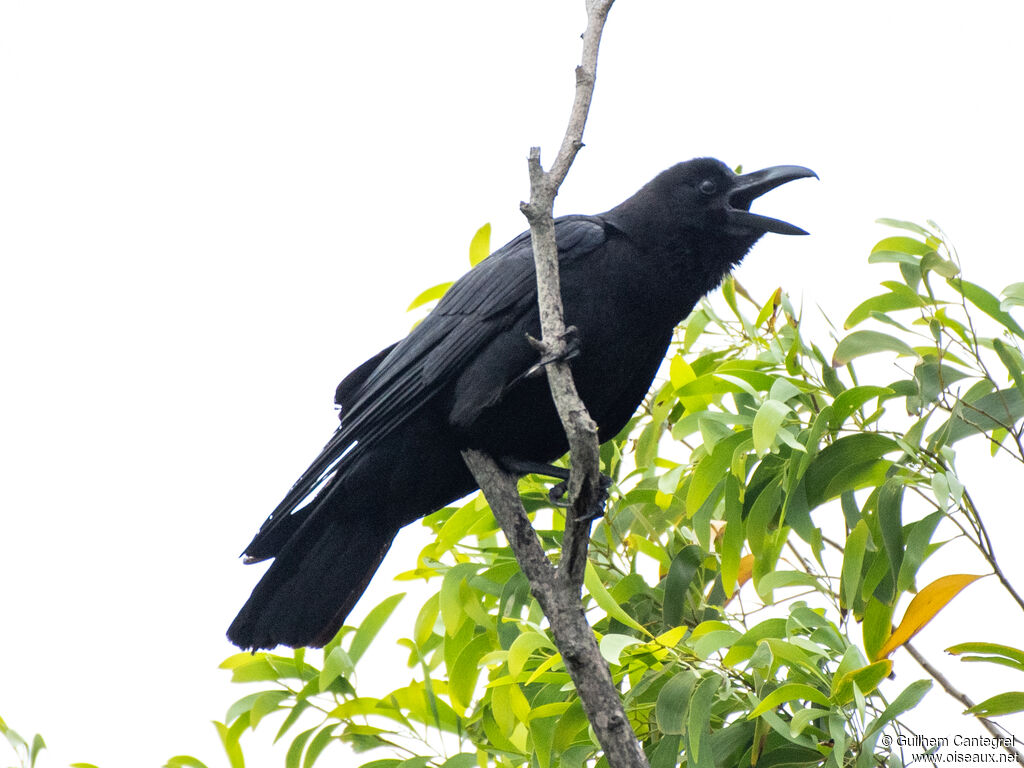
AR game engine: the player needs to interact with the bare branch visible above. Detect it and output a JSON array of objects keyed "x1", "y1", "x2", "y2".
[
  {"x1": 462, "y1": 450, "x2": 648, "y2": 768},
  {"x1": 461, "y1": 450, "x2": 555, "y2": 589},
  {"x1": 519, "y1": 0, "x2": 615, "y2": 591},
  {"x1": 460, "y1": 2, "x2": 650, "y2": 766}
]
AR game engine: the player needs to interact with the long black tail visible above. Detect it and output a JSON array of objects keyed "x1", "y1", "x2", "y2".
[
  {"x1": 228, "y1": 409, "x2": 477, "y2": 651},
  {"x1": 228, "y1": 507, "x2": 398, "y2": 650}
]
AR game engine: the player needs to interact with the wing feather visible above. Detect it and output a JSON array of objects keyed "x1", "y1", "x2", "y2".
[{"x1": 242, "y1": 216, "x2": 608, "y2": 558}]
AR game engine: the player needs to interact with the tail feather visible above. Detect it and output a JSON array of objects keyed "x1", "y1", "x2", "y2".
[
  {"x1": 228, "y1": 511, "x2": 397, "y2": 650},
  {"x1": 230, "y1": 407, "x2": 477, "y2": 651}
]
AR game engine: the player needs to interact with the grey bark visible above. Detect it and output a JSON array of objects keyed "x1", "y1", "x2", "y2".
[{"x1": 461, "y1": 2, "x2": 651, "y2": 766}]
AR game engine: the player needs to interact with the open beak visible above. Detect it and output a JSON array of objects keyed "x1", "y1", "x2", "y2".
[{"x1": 727, "y1": 165, "x2": 817, "y2": 236}]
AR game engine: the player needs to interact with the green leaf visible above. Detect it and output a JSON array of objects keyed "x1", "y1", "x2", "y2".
[
  {"x1": 225, "y1": 692, "x2": 264, "y2": 725},
  {"x1": 599, "y1": 633, "x2": 644, "y2": 664},
  {"x1": 754, "y1": 570, "x2": 822, "y2": 593},
  {"x1": 320, "y1": 647, "x2": 354, "y2": 692},
  {"x1": 507, "y1": 630, "x2": 555, "y2": 677},
  {"x1": 682, "y1": 309, "x2": 711, "y2": 352},
  {"x1": 802, "y1": 433, "x2": 899, "y2": 507},
  {"x1": 440, "y1": 562, "x2": 481, "y2": 636},
  {"x1": 993, "y1": 338, "x2": 1024, "y2": 393},
  {"x1": 349, "y1": 593, "x2": 405, "y2": 665},
  {"x1": 585, "y1": 560, "x2": 651, "y2": 636},
  {"x1": 468, "y1": 223, "x2": 491, "y2": 266},
  {"x1": 413, "y1": 593, "x2": 440, "y2": 647},
  {"x1": 720, "y1": 475, "x2": 744, "y2": 597},
  {"x1": 948, "y1": 277, "x2": 1024, "y2": 338},
  {"x1": 275, "y1": 699, "x2": 312, "y2": 744},
  {"x1": 687, "y1": 674, "x2": 722, "y2": 767},
  {"x1": 655, "y1": 670, "x2": 698, "y2": 735},
  {"x1": 1001, "y1": 282, "x2": 1024, "y2": 311},
  {"x1": 220, "y1": 652, "x2": 314, "y2": 683},
  {"x1": 920, "y1": 251, "x2": 959, "y2": 279},
  {"x1": 861, "y1": 597, "x2": 894, "y2": 662},
  {"x1": 844, "y1": 292, "x2": 923, "y2": 329},
  {"x1": 939, "y1": 388, "x2": 1024, "y2": 444},
  {"x1": 876, "y1": 478, "x2": 905, "y2": 594},
  {"x1": 964, "y1": 692, "x2": 1024, "y2": 717},
  {"x1": 449, "y1": 630, "x2": 494, "y2": 715},
  {"x1": 875, "y1": 218, "x2": 933, "y2": 237},
  {"x1": 686, "y1": 431, "x2": 751, "y2": 514},
  {"x1": 896, "y1": 511, "x2": 943, "y2": 594},
  {"x1": 649, "y1": 733, "x2": 682, "y2": 768},
  {"x1": 722, "y1": 618, "x2": 787, "y2": 666},
  {"x1": 841, "y1": 520, "x2": 870, "y2": 611},
  {"x1": 663, "y1": 544, "x2": 703, "y2": 627},
  {"x1": 165, "y1": 758, "x2": 211, "y2": 768},
  {"x1": 832, "y1": 330, "x2": 918, "y2": 366},
  {"x1": 752, "y1": 399, "x2": 792, "y2": 456},
  {"x1": 864, "y1": 679, "x2": 932, "y2": 738},
  {"x1": 762, "y1": 639, "x2": 829, "y2": 684},
  {"x1": 947, "y1": 642, "x2": 1024, "y2": 673},
  {"x1": 831, "y1": 386, "x2": 893, "y2": 426},
  {"x1": 439, "y1": 756, "x2": 480, "y2": 768},
  {"x1": 748, "y1": 683, "x2": 831, "y2": 718},
  {"x1": 214, "y1": 721, "x2": 245, "y2": 768},
  {"x1": 831, "y1": 660, "x2": 892, "y2": 704},
  {"x1": 304, "y1": 724, "x2": 339, "y2": 768},
  {"x1": 912, "y1": 361, "x2": 970, "y2": 407},
  {"x1": 870, "y1": 235, "x2": 934, "y2": 257}
]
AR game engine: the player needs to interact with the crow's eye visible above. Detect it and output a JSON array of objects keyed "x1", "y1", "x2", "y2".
[{"x1": 698, "y1": 179, "x2": 717, "y2": 196}]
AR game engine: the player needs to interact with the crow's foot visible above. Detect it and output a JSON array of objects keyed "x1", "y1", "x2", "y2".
[
  {"x1": 524, "y1": 325, "x2": 581, "y2": 377},
  {"x1": 548, "y1": 473, "x2": 612, "y2": 521}
]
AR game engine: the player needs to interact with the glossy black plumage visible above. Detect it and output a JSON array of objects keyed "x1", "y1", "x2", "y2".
[{"x1": 228, "y1": 158, "x2": 815, "y2": 650}]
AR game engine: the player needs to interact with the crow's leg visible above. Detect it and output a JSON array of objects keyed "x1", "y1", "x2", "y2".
[
  {"x1": 494, "y1": 327, "x2": 582, "y2": 404},
  {"x1": 498, "y1": 456, "x2": 610, "y2": 521},
  {"x1": 499, "y1": 457, "x2": 570, "y2": 483}
]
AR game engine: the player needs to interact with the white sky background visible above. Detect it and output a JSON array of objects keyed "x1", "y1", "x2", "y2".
[{"x1": 2, "y1": 1, "x2": 1024, "y2": 765}]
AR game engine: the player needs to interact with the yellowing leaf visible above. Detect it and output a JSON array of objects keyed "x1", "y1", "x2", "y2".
[
  {"x1": 737, "y1": 554, "x2": 755, "y2": 587},
  {"x1": 670, "y1": 355, "x2": 710, "y2": 412},
  {"x1": 875, "y1": 574, "x2": 983, "y2": 660},
  {"x1": 407, "y1": 281, "x2": 454, "y2": 311},
  {"x1": 468, "y1": 223, "x2": 492, "y2": 266},
  {"x1": 524, "y1": 651, "x2": 564, "y2": 685},
  {"x1": 831, "y1": 660, "x2": 892, "y2": 704},
  {"x1": 654, "y1": 625, "x2": 690, "y2": 649},
  {"x1": 507, "y1": 631, "x2": 554, "y2": 677}
]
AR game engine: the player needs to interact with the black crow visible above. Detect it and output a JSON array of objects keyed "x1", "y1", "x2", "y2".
[{"x1": 228, "y1": 158, "x2": 815, "y2": 650}]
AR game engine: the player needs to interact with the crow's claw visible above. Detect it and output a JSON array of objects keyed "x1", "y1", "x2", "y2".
[
  {"x1": 525, "y1": 326, "x2": 582, "y2": 377},
  {"x1": 549, "y1": 473, "x2": 612, "y2": 521}
]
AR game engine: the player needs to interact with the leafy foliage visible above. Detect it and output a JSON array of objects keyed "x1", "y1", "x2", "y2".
[{"x1": 6, "y1": 221, "x2": 1023, "y2": 767}]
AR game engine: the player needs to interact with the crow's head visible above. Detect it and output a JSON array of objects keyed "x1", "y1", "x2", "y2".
[
  {"x1": 665, "y1": 157, "x2": 816, "y2": 237},
  {"x1": 608, "y1": 158, "x2": 816, "y2": 252}
]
